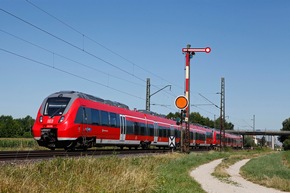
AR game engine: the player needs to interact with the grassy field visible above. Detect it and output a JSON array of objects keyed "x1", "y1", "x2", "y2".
[
  {"x1": 211, "y1": 149, "x2": 290, "y2": 192},
  {"x1": 0, "y1": 151, "x2": 226, "y2": 193},
  {"x1": 0, "y1": 138, "x2": 43, "y2": 150},
  {"x1": 241, "y1": 151, "x2": 290, "y2": 192},
  {"x1": 0, "y1": 141, "x2": 289, "y2": 192}
]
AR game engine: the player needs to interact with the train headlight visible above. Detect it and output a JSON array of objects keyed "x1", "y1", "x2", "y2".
[
  {"x1": 59, "y1": 116, "x2": 65, "y2": 123},
  {"x1": 39, "y1": 116, "x2": 43, "y2": 123}
]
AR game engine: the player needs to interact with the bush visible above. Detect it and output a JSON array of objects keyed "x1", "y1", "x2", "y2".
[{"x1": 283, "y1": 139, "x2": 290, "y2": 150}]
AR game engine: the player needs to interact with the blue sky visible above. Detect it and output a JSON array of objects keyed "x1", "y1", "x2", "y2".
[{"x1": 1, "y1": 0, "x2": 289, "y2": 131}]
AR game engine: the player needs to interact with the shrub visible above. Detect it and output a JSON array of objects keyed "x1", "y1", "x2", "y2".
[{"x1": 283, "y1": 139, "x2": 290, "y2": 150}]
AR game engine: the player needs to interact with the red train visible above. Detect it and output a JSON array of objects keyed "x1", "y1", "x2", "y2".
[{"x1": 32, "y1": 91, "x2": 243, "y2": 150}]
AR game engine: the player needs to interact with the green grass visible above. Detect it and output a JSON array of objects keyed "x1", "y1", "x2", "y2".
[
  {"x1": 0, "y1": 151, "x2": 227, "y2": 193},
  {"x1": 154, "y1": 151, "x2": 226, "y2": 193},
  {"x1": 212, "y1": 148, "x2": 272, "y2": 184},
  {"x1": 241, "y1": 151, "x2": 290, "y2": 192},
  {"x1": 0, "y1": 138, "x2": 43, "y2": 150},
  {"x1": 1, "y1": 155, "x2": 160, "y2": 193},
  {"x1": 0, "y1": 147, "x2": 288, "y2": 193}
]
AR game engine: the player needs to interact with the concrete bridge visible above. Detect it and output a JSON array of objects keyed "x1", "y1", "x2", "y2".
[
  {"x1": 225, "y1": 130, "x2": 290, "y2": 149},
  {"x1": 225, "y1": 130, "x2": 290, "y2": 136}
]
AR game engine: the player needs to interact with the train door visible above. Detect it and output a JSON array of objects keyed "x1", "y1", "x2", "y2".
[
  {"x1": 153, "y1": 122, "x2": 158, "y2": 143},
  {"x1": 119, "y1": 115, "x2": 126, "y2": 141}
]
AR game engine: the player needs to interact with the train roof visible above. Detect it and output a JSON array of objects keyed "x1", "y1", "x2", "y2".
[
  {"x1": 137, "y1": 109, "x2": 167, "y2": 118},
  {"x1": 50, "y1": 91, "x2": 130, "y2": 109}
]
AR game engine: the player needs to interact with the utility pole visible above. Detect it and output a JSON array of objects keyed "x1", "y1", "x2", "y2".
[
  {"x1": 145, "y1": 78, "x2": 171, "y2": 111},
  {"x1": 220, "y1": 77, "x2": 226, "y2": 148},
  {"x1": 146, "y1": 78, "x2": 150, "y2": 111},
  {"x1": 220, "y1": 77, "x2": 225, "y2": 150},
  {"x1": 252, "y1": 115, "x2": 255, "y2": 132},
  {"x1": 181, "y1": 44, "x2": 211, "y2": 153},
  {"x1": 252, "y1": 114, "x2": 256, "y2": 146}
]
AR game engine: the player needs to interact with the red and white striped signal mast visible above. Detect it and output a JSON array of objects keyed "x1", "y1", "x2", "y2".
[{"x1": 181, "y1": 44, "x2": 211, "y2": 153}]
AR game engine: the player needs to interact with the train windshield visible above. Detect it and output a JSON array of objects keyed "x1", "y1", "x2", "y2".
[{"x1": 43, "y1": 97, "x2": 71, "y2": 116}]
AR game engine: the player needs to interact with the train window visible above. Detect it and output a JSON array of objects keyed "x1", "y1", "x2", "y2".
[
  {"x1": 74, "y1": 107, "x2": 91, "y2": 124},
  {"x1": 91, "y1": 109, "x2": 100, "y2": 125},
  {"x1": 197, "y1": 133, "x2": 206, "y2": 141},
  {"x1": 148, "y1": 124, "x2": 154, "y2": 136},
  {"x1": 175, "y1": 129, "x2": 181, "y2": 138},
  {"x1": 126, "y1": 121, "x2": 134, "y2": 134},
  {"x1": 100, "y1": 111, "x2": 109, "y2": 126},
  {"x1": 159, "y1": 127, "x2": 167, "y2": 137},
  {"x1": 109, "y1": 113, "x2": 119, "y2": 127},
  {"x1": 140, "y1": 123, "x2": 146, "y2": 136},
  {"x1": 74, "y1": 107, "x2": 84, "y2": 123},
  {"x1": 116, "y1": 114, "x2": 120, "y2": 127},
  {"x1": 170, "y1": 126, "x2": 175, "y2": 136},
  {"x1": 166, "y1": 129, "x2": 170, "y2": 137},
  {"x1": 216, "y1": 134, "x2": 221, "y2": 140},
  {"x1": 158, "y1": 126, "x2": 163, "y2": 137},
  {"x1": 134, "y1": 122, "x2": 140, "y2": 135},
  {"x1": 44, "y1": 97, "x2": 71, "y2": 116},
  {"x1": 193, "y1": 132, "x2": 196, "y2": 140},
  {"x1": 206, "y1": 132, "x2": 213, "y2": 139},
  {"x1": 85, "y1": 108, "x2": 92, "y2": 124},
  {"x1": 190, "y1": 132, "x2": 193, "y2": 140},
  {"x1": 154, "y1": 123, "x2": 158, "y2": 136}
]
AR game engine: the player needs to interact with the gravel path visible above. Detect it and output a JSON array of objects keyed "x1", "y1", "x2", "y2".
[{"x1": 190, "y1": 159, "x2": 286, "y2": 193}]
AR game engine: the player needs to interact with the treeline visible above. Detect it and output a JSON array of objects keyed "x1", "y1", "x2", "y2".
[
  {"x1": 0, "y1": 115, "x2": 35, "y2": 138},
  {"x1": 166, "y1": 111, "x2": 234, "y2": 130}
]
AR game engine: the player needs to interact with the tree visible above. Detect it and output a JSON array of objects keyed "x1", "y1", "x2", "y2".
[
  {"x1": 0, "y1": 115, "x2": 35, "y2": 138},
  {"x1": 214, "y1": 117, "x2": 234, "y2": 130},
  {"x1": 166, "y1": 112, "x2": 180, "y2": 120},
  {"x1": 166, "y1": 111, "x2": 234, "y2": 130},
  {"x1": 0, "y1": 115, "x2": 16, "y2": 137},
  {"x1": 283, "y1": 139, "x2": 290, "y2": 150},
  {"x1": 244, "y1": 136, "x2": 255, "y2": 148},
  {"x1": 16, "y1": 116, "x2": 34, "y2": 137},
  {"x1": 261, "y1": 136, "x2": 266, "y2": 146},
  {"x1": 278, "y1": 117, "x2": 290, "y2": 143}
]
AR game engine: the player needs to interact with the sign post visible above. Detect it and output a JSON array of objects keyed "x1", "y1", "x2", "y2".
[
  {"x1": 168, "y1": 136, "x2": 176, "y2": 148},
  {"x1": 168, "y1": 136, "x2": 176, "y2": 153}
]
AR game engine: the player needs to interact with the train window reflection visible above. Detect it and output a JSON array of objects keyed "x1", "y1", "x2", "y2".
[{"x1": 44, "y1": 97, "x2": 70, "y2": 116}]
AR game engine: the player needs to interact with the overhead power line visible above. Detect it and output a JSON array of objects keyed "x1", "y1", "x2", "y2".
[
  {"x1": 198, "y1": 93, "x2": 220, "y2": 109},
  {"x1": 0, "y1": 7, "x2": 179, "y2": 99},
  {"x1": 24, "y1": 0, "x2": 183, "y2": 90},
  {"x1": 0, "y1": 8, "x2": 143, "y2": 82},
  {"x1": 0, "y1": 47, "x2": 145, "y2": 101},
  {"x1": 0, "y1": 29, "x2": 144, "y2": 88}
]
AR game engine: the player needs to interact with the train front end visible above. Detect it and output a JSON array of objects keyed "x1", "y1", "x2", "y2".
[{"x1": 32, "y1": 92, "x2": 79, "y2": 150}]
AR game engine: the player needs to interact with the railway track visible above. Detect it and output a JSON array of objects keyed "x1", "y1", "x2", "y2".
[{"x1": 0, "y1": 149, "x2": 171, "y2": 162}]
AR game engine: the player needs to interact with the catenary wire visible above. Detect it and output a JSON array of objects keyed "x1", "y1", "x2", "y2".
[
  {"x1": 0, "y1": 7, "x2": 218, "y2": 116},
  {"x1": 0, "y1": 29, "x2": 144, "y2": 88},
  {"x1": 0, "y1": 47, "x2": 146, "y2": 101},
  {"x1": 24, "y1": 0, "x2": 183, "y2": 91},
  {"x1": 0, "y1": 7, "x2": 178, "y2": 99}
]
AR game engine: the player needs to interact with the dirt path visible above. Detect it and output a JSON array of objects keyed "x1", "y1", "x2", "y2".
[{"x1": 190, "y1": 159, "x2": 286, "y2": 193}]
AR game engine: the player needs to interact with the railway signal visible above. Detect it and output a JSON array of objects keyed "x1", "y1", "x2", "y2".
[
  {"x1": 175, "y1": 95, "x2": 188, "y2": 110},
  {"x1": 182, "y1": 47, "x2": 211, "y2": 53},
  {"x1": 176, "y1": 109, "x2": 187, "y2": 125},
  {"x1": 175, "y1": 95, "x2": 188, "y2": 125},
  {"x1": 181, "y1": 44, "x2": 211, "y2": 153}
]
